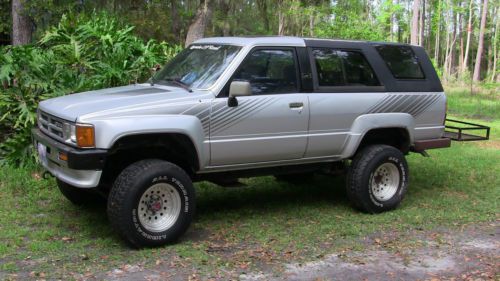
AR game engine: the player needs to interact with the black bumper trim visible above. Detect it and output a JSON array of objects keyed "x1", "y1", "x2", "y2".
[{"x1": 32, "y1": 128, "x2": 108, "y2": 170}]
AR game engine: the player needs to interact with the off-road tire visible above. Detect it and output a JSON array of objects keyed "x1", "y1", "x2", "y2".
[
  {"x1": 107, "y1": 159, "x2": 195, "y2": 248},
  {"x1": 346, "y1": 145, "x2": 409, "y2": 213},
  {"x1": 57, "y1": 179, "x2": 104, "y2": 206}
]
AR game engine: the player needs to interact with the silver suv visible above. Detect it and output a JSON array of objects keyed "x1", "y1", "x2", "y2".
[{"x1": 33, "y1": 37, "x2": 451, "y2": 247}]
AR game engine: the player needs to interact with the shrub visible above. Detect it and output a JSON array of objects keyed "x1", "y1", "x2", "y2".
[{"x1": 0, "y1": 13, "x2": 181, "y2": 166}]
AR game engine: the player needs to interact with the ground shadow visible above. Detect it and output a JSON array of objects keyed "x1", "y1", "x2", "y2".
[{"x1": 195, "y1": 174, "x2": 349, "y2": 215}]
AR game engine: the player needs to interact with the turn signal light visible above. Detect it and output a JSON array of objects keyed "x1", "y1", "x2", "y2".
[
  {"x1": 58, "y1": 152, "x2": 68, "y2": 161},
  {"x1": 76, "y1": 124, "x2": 95, "y2": 148}
]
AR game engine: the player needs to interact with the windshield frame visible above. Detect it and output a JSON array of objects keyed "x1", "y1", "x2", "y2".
[{"x1": 152, "y1": 43, "x2": 243, "y2": 91}]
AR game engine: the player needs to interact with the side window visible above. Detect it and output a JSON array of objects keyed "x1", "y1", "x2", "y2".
[
  {"x1": 232, "y1": 49, "x2": 298, "y2": 95},
  {"x1": 312, "y1": 48, "x2": 380, "y2": 87},
  {"x1": 313, "y1": 48, "x2": 344, "y2": 86},
  {"x1": 375, "y1": 45, "x2": 425, "y2": 79}
]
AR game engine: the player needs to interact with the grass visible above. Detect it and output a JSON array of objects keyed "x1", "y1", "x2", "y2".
[
  {"x1": 0, "y1": 85, "x2": 499, "y2": 279},
  {"x1": 445, "y1": 84, "x2": 499, "y2": 120}
]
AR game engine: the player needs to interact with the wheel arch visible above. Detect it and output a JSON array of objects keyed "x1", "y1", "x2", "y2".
[
  {"x1": 342, "y1": 113, "x2": 415, "y2": 158},
  {"x1": 100, "y1": 132, "x2": 201, "y2": 188}
]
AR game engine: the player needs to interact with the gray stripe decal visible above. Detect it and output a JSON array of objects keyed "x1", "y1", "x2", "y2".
[
  {"x1": 365, "y1": 94, "x2": 440, "y2": 117},
  {"x1": 211, "y1": 98, "x2": 274, "y2": 134}
]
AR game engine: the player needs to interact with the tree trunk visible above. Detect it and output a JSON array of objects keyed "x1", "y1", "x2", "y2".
[
  {"x1": 450, "y1": 4, "x2": 457, "y2": 76},
  {"x1": 462, "y1": 0, "x2": 474, "y2": 73},
  {"x1": 426, "y1": 3, "x2": 432, "y2": 50},
  {"x1": 277, "y1": 0, "x2": 286, "y2": 36},
  {"x1": 434, "y1": 0, "x2": 441, "y2": 64},
  {"x1": 257, "y1": 0, "x2": 270, "y2": 33},
  {"x1": 170, "y1": 0, "x2": 181, "y2": 43},
  {"x1": 443, "y1": 0, "x2": 451, "y2": 80},
  {"x1": 411, "y1": 0, "x2": 420, "y2": 45},
  {"x1": 458, "y1": 1, "x2": 464, "y2": 73},
  {"x1": 491, "y1": 6, "x2": 498, "y2": 82},
  {"x1": 472, "y1": 0, "x2": 488, "y2": 82},
  {"x1": 419, "y1": 0, "x2": 425, "y2": 46},
  {"x1": 185, "y1": 0, "x2": 212, "y2": 47},
  {"x1": 309, "y1": 12, "x2": 315, "y2": 37},
  {"x1": 11, "y1": 0, "x2": 32, "y2": 45}
]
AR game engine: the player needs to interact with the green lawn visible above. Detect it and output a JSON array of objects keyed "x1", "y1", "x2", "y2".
[{"x1": 0, "y1": 86, "x2": 499, "y2": 279}]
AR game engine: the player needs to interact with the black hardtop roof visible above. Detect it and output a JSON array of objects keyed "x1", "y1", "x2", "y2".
[{"x1": 303, "y1": 37, "x2": 420, "y2": 49}]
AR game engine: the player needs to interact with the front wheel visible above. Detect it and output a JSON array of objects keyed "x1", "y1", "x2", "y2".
[
  {"x1": 107, "y1": 159, "x2": 195, "y2": 248},
  {"x1": 346, "y1": 145, "x2": 409, "y2": 213}
]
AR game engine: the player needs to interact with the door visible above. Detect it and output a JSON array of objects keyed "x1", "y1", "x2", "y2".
[
  {"x1": 305, "y1": 47, "x2": 384, "y2": 157},
  {"x1": 209, "y1": 48, "x2": 309, "y2": 166}
]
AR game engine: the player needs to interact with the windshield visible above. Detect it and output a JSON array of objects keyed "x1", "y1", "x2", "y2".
[{"x1": 153, "y1": 44, "x2": 241, "y2": 90}]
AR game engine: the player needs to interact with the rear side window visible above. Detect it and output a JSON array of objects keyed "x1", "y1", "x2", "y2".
[
  {"x1": 312, "y1": 48, "x2": 380, "y2": 87},
  {"x1": 375, "y1": 45, "x2": 425, "y2": 79}
]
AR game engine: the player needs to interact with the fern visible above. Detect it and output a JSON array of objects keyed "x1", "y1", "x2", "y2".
[{"x1": 0, "y1": 12, "x2": 181, "y2": 166}]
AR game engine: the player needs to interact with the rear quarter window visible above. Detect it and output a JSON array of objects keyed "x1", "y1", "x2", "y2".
[
  {"x1": 375, "y1": 45, "x2": 425, "y2": 79},
  {"x1": 312, "y1": 48, "x2": 380, "y2": 87}
]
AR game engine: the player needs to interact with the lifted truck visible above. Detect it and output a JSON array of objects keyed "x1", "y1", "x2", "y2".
[{"x1": 33, "y1": 37, "x2": 485, "y2": 247}]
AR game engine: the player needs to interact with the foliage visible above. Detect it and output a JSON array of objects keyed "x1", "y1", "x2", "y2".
[
  {"x1": 0, "y1": 12, "x2": 181, "y2": 166},
  {"x1": 315, "y1": 8, "x2": 384, "y2": 41},
  {"x1": 0, "y1": 0, "x2": 10, "y2": 37}
]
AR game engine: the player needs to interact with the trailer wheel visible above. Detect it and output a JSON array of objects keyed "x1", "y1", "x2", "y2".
[
  {"x1": 107, "y1": 159, "x2": 195, "y2": 248},
  {"x1": 346, "y1": 145, "x2": 408, "y2": 213}
]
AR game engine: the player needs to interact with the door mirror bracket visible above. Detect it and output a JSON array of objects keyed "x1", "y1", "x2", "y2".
[
  {"x1": 228, "y1": 81, "x2": 251, "y2": 107},
  {"x1": 228, "y1": 96, "x2": 238, "y2": 107}
]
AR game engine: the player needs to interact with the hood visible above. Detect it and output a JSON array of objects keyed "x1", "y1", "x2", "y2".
[{"x1": 39, "y1": 84, "x2": 214, "y2": 122}]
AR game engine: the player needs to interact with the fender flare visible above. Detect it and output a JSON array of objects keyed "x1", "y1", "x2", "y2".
[
  {"x1": 90, "y1": 115, "x2": 208, "y2": 169},
  {"x1": 341, "y1": 113, "x2": 415, "y2": 158}
]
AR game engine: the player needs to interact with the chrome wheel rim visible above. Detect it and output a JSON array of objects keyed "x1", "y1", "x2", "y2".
[
  {"x1": 371, "y1": 162, "x2": 400, "y2": 201},
  {"x1": 138, "y1": 183, "x2": 181, "y2": 232}
]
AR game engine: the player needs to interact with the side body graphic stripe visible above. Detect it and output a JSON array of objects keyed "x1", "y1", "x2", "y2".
[{"x1": 365, "y1": 93, "x2": 441, "y2": 117}]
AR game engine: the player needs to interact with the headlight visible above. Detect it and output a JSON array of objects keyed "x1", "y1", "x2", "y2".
[
  {"x1": 69, "y1": 125, "x2": 76, "y2": 143},
  {"x1": 75, "y1": 124, "x2": 95, "y2": 148}
]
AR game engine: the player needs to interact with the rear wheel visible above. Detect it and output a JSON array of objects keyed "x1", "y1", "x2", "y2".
[
  {"x1": 107, "y1": 159, "x2": 195, "y2": 248},
  {"x1": 346, "y1": 145, "x2": 409, "y2": 213},
  {"x1": 57, "y1": 179, "x2": 104, "y2": 206}
]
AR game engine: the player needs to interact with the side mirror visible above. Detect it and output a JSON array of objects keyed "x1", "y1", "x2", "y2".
[{"x1": 229, "y1": 81, "x2": 251, "y2": 97}]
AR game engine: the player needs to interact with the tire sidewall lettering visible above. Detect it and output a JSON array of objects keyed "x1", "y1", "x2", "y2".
[
  {"x1": 132, "y1": 174, "x2": 189, "y2": 240},
  {"x1": 368, "y1": 156, "x2": 406, "y2": 207}
]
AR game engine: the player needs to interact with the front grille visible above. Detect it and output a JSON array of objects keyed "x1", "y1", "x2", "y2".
[{"x1": 38, "y1": 111, "x2": 71, "y2": 143}]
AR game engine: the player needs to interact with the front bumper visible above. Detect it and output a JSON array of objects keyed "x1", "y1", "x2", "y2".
[{"x1": 32, "y1": 128, "x2": 108, "y2": 188}]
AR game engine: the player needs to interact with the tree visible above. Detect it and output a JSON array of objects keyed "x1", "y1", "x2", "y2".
[
  {"x1": 462, "y1": 0, "x2": 474, "y2": 74},
  {"x1": 170, "y1": 0, "x2": 181, "y2": 43},
  {"x1": 11, "y1": 0, "x2": 32, "y2": 45},
  {"x1": 491, "y1": 4, "x2": 499, "y2": 81},
  {"x1": 185, "y1": 0, "x2": 213, "y2": 47},
  {"x1": 473, "y1": 0, "x2": 488, "y2": 81},
  {"x1": 411, "y1": 0, "x2": 421, "y2": 45}
]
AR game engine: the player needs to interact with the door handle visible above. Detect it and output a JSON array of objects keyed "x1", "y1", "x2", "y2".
[{"x1": 289, "y1": 102, "x2": 304, "y2": 109}]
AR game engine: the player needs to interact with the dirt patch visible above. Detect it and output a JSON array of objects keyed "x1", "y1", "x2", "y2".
[
  {"x1": 78, "y1": 223, "x2": 499, "y2": 281},
  {"x1": 474, "y1": 140, "x2": 500, "y2": 150},
  {"x1": 240, "y1": 223, "x2": 499, "y2": 281}
]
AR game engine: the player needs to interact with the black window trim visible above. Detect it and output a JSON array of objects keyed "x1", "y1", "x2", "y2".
[
  {"x1": 217, "y1": 46, "x2": 302, "y2": 98},
  {"x1": 309, "y1": 47, "x2": 386, "y2": 93},
  {"x1": 374, "y1": 44, "x2": 427, "y2": 80}
]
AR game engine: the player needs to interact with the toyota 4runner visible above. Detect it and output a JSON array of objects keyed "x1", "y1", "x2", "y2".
[{"x1": 33, "y1": 37, "x2": 453, "y2": 247}]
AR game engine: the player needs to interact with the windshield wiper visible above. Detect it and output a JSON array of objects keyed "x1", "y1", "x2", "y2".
[{"x1": 160, "y1": 78, "x2": 193, "y2": 92}]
